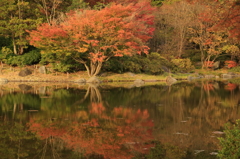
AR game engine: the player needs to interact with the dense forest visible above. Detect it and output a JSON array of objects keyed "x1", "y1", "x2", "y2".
[{"x1": 0, "y1": 0, "x2": 240, "y2": 77}]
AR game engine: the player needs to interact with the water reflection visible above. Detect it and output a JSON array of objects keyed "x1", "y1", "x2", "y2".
[{"x1": 0, "y1": 81, "x2": 239, "y2": 158}]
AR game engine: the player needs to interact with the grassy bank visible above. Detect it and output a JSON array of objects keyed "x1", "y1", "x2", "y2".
[{"x1": 0, "y1": 65, "x2": 238, "y2": 83}]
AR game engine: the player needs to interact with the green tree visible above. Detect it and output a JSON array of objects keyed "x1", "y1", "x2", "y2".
[{"x1": 0, "y1": 0, "x2": 42, "y2": 55}]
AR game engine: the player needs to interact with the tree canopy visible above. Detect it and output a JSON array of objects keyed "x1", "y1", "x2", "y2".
[
  {"x1": 0, "y1": 0, "x2": 240, "y2": 75},
  {"x1": 29, "y1": 1, "x2": 155, "y2": 76}
]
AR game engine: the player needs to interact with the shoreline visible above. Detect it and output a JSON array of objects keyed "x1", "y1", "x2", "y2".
[{"x1": 0, "y1": 66, "x2": 239, "y2": 84}]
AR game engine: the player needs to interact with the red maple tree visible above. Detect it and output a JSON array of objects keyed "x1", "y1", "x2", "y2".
[
  {"x1": 188, "y1": 0, "x2": 240, "y2": 40},
  {"x1": 29, "y1": 1, "x2": 155, "y2": 77}
]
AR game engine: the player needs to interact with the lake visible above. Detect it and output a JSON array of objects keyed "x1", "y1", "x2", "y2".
[{"x1": 0, "y1": 80, "x2": 239, "y2": 159}]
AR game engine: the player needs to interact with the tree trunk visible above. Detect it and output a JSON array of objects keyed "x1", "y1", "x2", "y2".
[
  {"x1": 18, "y1": 45, "x2": 24, "y2": 55},
  {"x1": 84, "y1": 61, "x2": 103, "y2": 77},
  {"x1": 12, "y1": 38, "x2": 18, "y2": 55},
  {"x1": 0, "y1": 61, "x2": 3, "y2": 75}
]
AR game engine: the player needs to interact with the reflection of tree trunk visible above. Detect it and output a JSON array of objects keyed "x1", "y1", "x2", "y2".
[
  {"x1": 50, "y1": 136, "x2": 60, "y2": 159},
  {"x1": 199, "y1": 81, "x2": 204, "y2": 107},
  {"x1": 13, "y1": 103, "x2": 17, "y2": 120},
  {"x1": 39, "y1": 136, "x2": 63, "y2": 158},
  {"x1": 89, "y1": 84, "x2": 102, "y2": 103},
  {"x1": 20, "y1": 103, "x2": 23, "y2": 112},
  {"x1": 39, "y1": 86, "x2": 47, "y2": 95},
  {"x1": 17, "y1": 140, "x2": 21, "y2": 159},
  {"x1": 168, "y1": 86, "x2": 171, "y2": 93},
  {"x1": 74, "y1": 84, "x2": 102, "y2": 105}
]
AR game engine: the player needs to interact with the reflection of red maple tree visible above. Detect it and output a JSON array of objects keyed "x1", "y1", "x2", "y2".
[
  {"x1": 28, "y1": 105, "x2": 155, "y2": 159},
  {"x1": 225, "y1": 83, "x2": 237, "y2": 91},
  {"x1": 89, "y1": 102, "x2": 106, "y2": 115},
  {"x1": 203, "y1": 82, "x2": 214, "y2": 91}
]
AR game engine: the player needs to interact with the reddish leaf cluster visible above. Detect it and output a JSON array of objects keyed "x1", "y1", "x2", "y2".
[
  {"x1": 225, "y1": 60, "x2": 238, "y2": 68},
  {"x1": 29, "y1": 1, "x2": 155, "y2": 63},
  {"x1": 204, "y1": 61, "x2": 214, "y2": 68},
  {"x1": 191, "y1": 0, "x2": 240, "y2": 40}
]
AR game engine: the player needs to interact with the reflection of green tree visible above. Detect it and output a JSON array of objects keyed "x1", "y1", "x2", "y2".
[
  {"x1": 99, "y1": 81, "x2": 240, "y2": 157},
  {"x1": 0, "y1": 121, "x2": 87, "y2": 159},
  {"x1": 0, "y1": 93, "x2": 41, "y2": 120},
  {"x1": 0, "y1": 93, "x2": 41, "y2": 111},
  {"x1": 40, "y1": 89, "x2": 87, "y2": 119},
  {"x1": 0, "y1": 122, "x2": 41, "y2": 159}
]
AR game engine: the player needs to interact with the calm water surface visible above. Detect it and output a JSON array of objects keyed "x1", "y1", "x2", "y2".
[{"x1": 0, "y1": 81, "x2": 240, "y2": 159}]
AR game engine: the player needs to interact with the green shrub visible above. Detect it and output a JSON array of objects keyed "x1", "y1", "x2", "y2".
[
  {"x1": 218, "y1": 119, "x2": 240, "y2": 159},
  {"x1": 39, "y1": 53, "x2": 57, "y2": 65},
  {"x1": 145, "y1": 53, "x2": 172, "y2": 75},
  {"x1": 123, "y1": 61, "x2": 142, "y2": 73},
  {"x1": 0, "y1": 37, "x2": 12, "y2": 48},
  {"x1": 6, "y1": 55, "x2": 21, "y2": 66},
  {"x1": 52, "y1": 60, "x2": 84, "y2": 73},
  {"x1": 0, "y1": 47, "x2": 13, "y2": 62},
  {"x1": 182, "y1": 49, "x2": 201, "y2": 63},
  {"x1": 52, "y1": 62, "x2": 73, "y2": 73},
  {"x1": 102, "y1": 53, "x2": 171, "y2": 75},
  {"x1": 41, "y1": 53, "x2": 85, "y2": 73},
  {"x1": 102, "y1": 57, "x2": 124, "y2": 73},
  {"x1": 6, "y1": 49, "x2": 41, "y2": 66},
  {"x1": 23, "y1": 50, "x2": 41, "y2": 65},
  {"x1": 102, "y1": 55, "x2": 144, "y2": 74},
  {"x1": 171, "y1": 58, "x2": 195, "y2": 73}
]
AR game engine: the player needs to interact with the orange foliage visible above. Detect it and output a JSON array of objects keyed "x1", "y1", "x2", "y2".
[
  {"x1": 190, "y1": 0, "x2": 240, "y2": 40},
  {"x1": 29, "y1": 2, "x2": 155, "y2": 62},
  {"x1": 225, "y1": 60, "x2": 238, "y2": 68},
  {"x1": 204, "y1": 61, "x2": 214, "y2": 68}
]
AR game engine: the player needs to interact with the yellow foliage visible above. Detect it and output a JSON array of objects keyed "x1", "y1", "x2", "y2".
[{"x1": 77, "y1": 47, "x2": 88, "y2": 53}]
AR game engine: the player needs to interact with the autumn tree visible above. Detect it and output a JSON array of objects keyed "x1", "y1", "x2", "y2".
[
  {"x1": 154, "y1": 0, "x2": 198, "y2": 57},
  {"x1": 29, "y1": 2, "x2": 155, "y2": 77},
  {"x1": 187, "y1": 0, "x2": 240, "y2": 68},
  {"x1": 189, "y1": 28, "x2": 228, "y2": 68},
  {"x1": 222, "y1": 38, "x2": 240, "y2": 61},
  {"x1": 32, "y1": 0, "x2": 73, "y2": 24},
  {"x1": 213, "y1": 0, "x2": 240, "y2": 40}
]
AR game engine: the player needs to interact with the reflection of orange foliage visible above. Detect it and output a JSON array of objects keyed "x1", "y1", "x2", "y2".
[
  {"x1": 28, "y1": 107, "x2": 155, "y2": 159},
  {"x1": 225, "y1": 83, "x2": 237, "y2": 91},
  {"x1": 89, "y1": 102, "x2": 105, "y2": 115},
  {"x1": 28, "y1": 120, "x2": 66, "y2": 140},
  {"x1": 113, "y1": 108, "x2": 150, "y2": 120},
  {"x1": 203, "y1": 83, "x2": 214, "y2": 91},
  {"x1": 83, "y1": 118, "x2": 99, "y2": 127}
]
